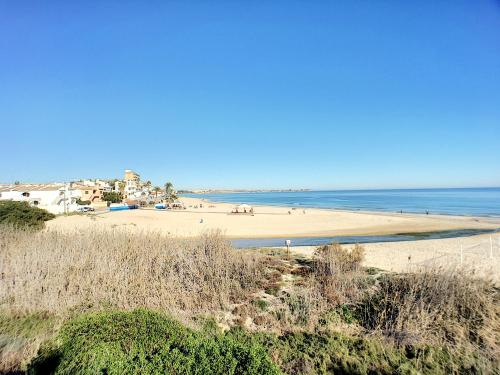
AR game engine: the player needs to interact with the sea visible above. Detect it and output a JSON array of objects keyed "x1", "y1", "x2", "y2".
[{"x1": 184, "y1": 188, "x2": 500, "y2": 217}]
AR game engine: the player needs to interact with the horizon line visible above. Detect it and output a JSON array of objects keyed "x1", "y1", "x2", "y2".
[{"x1": 180, "y1": 186, "x2": 500, "y2": 192}]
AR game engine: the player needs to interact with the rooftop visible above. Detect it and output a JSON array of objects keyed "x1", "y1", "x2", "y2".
[{"x1": 0, "y1": 183, "x2": 66, "y2": 192}]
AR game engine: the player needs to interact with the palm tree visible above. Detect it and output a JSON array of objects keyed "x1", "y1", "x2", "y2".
[
  {"x1": 143, "y1": 180, "x2": 152, "y2": 194},
  {"x1": 164, "y1": 182, "x2": 177, "y2": 202},
  {"x1": 153, "y1": 186, "x2": 161, "y2": 198},
  {"x1": 118, "y1": 181, "x2": 125, "y2": 192}
]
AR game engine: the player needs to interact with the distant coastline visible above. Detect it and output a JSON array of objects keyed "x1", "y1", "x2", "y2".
[{"x1": 178, "y1": 188, "x2": 311, "y2": 194}]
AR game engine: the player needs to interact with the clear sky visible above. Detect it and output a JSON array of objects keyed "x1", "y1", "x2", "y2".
[{"x1": 1, "y1": 1, "x2": 499, "y2": 190}]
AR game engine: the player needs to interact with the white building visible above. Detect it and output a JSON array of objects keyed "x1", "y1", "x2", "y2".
[
  {"x1": 81, "y1": 179, "x2": 112, "y2": 192},
  {"x1": 97, "y1": 179, "x2": 113, "y2": 192},
  {"x1": 123, "y1": 169, "x2": 141, "y2": 199},
  {"x1": 82, "y1": 179, "x2": 96, "y2": 186},
  {"x1": 0, "y1": 183, "x2": 81, "y2": 214},
  {"x1": 125, "y1": 179, "x2": 139, "y2": 197}
]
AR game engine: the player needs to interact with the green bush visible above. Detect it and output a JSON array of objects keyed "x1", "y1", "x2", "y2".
[
  {"x1": 229, "y1": 329, "x2": 480, "y2": 375},
  {"x1": 75, "y1": 198, "x2": 91, "y2": 205},
  {"x1": 253, "y1": 299, "x2": 269, "y2": 311},
  {"x1": 102, "y1": 191, "x2": 122, "y2": 203},
  {"x1": 21, "y1": 309, "x2": 494, "y2": 375},
  {"x1": 319, "y1": 305, "x2": 357, "y2": 326},
  {"x1": 0, "y1": 201, "x2": 55, "y2": 229},
  {"x1": 28, "y1": 309, "x2": 281, "y2": 375}
]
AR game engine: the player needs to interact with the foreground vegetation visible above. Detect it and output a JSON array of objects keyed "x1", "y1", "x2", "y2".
[
  {"x1": 29, "y1": 309, "x2": 279, "y2": 375},
  {"x1": 0, "y1": 201, "x2": 55, "y2": 229},
  {"x1": 1, "y1": 226, "x2": 498, "y2": 374}
]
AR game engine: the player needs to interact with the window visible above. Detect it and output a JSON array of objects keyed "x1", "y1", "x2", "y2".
[
  {"x1": 33, "y1": 200, "x2": 39, "y2": 206},
  {"x1": 22, "y1": 192, "x2": 30, "y2": 197},
  {"x1": 85, "y1": 191, "x2": 89, "y2": 194}
]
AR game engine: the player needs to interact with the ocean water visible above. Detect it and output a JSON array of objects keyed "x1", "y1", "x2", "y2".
[{"x1": 184, "y1": 188, "x2": 500, "y2": 217}]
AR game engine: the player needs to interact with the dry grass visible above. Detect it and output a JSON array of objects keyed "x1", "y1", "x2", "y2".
[
  {"x1": 310, "y1": 242, "x2": 499, "y2": 367},
  {"x1": 312, "y1": 243, "x2": 367, "y2": 306},
  {"x1": 359, "y1": 267, "x2": 500, "y2": 362},
  {"x1": 0, "y1": 225, "x2": 263, "y2": 315},
  {"x1": 239, "y1": 244, "x2": 368, "y2": 334},
  {"x1": 314, "y1": 243, "x2": 364, "y2": 276}
]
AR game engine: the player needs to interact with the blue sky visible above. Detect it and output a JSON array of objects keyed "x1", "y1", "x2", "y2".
[{"x1": 1, "y1": 1, "x2": 499, "y2": 189}]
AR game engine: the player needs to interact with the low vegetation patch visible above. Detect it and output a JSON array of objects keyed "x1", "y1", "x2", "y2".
[
  {"x1": 246, "y1": 331, "x2": 448, "y2": 374},
  {"x1": 312, "y1": 243, "x2": 370, "y2": 306},
  {"x1": 0, "y1": 201, "x2": 55, "y2": 229},
  {"x1": 0, "y1": 312, "x2": 60, "y2": 374},
  {"x1": 253, "y1": 299, "x2": 269, "y2": 311},
  {"x1": 29, "y1": 309, "x2": 280, "y2": 375},
  {"x1": 102, "y1": 191, "x2": 122, "y2": 203},
  {"x1": 357, "y1": 269, "x2": 500, "y2": 370},
  {"x1": 75, "y1": 199, "x2": 91, "y2": 205}
]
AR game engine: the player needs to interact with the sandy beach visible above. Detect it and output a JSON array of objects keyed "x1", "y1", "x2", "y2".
[
  {"x1": 287, "y1": 231, "x2": 500, "y2": 283},
  {"x1": 48, "y1": 196, "x2": 500, "y2": 238}
]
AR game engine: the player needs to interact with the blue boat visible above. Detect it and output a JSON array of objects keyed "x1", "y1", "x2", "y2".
[
  {"x1": 109, "y1": 203, "x2": 139, "y2": 211},
  {"x1": 155, "y1": 203, "x2": 166, "y2": 209}
]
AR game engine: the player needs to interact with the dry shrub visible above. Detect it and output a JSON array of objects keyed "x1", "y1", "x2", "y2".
[
  {"x1": 0, "y1": 333, "x2": 49, "y2": 374},
  {"x1": 0, "y1": 225, "x2": 263, "y2": 315},
  {"x1": 312, "y1": 243, "x2": 367, "y2": 305},
  {"x1": 271, "y1": 286, "x2": 327, "y2": 331},
  {"x1": 359, "y1": 267, "x2": 500, "y2": 364},
  {"x1": 314, "y1": 243, "x2": 364, "y2": 276}
]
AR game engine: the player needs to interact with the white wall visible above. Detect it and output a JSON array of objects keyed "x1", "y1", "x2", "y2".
[{"x1": 0, "y1": 186, "x2": 82, "y2": 214}]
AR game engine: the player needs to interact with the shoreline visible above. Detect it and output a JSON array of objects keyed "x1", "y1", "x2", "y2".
[
  {"x1": 189, "y1": 195, "x2": 500, "y2": 220},
  {"x1": 192, "y1": 196, "x2": 500, "y2": 228}
]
